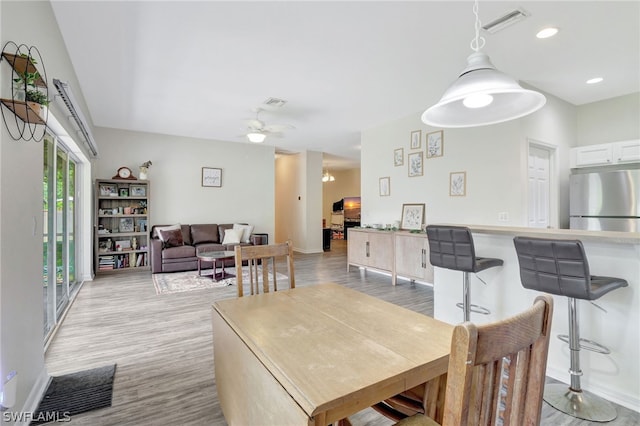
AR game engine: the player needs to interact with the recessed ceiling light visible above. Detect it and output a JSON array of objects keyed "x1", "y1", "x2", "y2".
[
  {"x1": 586, "y1": 77, "x2": 604, "y2": 84},
  {"x1": 536, "y1": 27, "x2": 559, "y2": 39}
]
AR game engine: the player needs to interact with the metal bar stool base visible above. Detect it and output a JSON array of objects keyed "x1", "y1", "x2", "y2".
[{"x1": 544, "y1": 383, "x2": 617, "y2": 422}]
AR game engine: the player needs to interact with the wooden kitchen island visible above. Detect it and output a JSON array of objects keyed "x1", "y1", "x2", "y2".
[{"x1": 431, "y1": 224, "x2": 640, "y2": 412}]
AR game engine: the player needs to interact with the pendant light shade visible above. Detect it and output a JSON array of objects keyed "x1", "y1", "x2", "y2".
[
  {"x1": 422, "y1": 52, "x2": 546, "y2": 128},
  {"x1": 422, "y1": 0, "x2": 546, "y2": 128}
]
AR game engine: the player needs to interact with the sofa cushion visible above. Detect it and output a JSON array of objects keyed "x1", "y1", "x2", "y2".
[
  {"x1": 157, "y1": 226, "x2": 184, "y2": 248},
  {"x1": 152, "y1": 224, "x2": 192, "y2": 246},
  {"x1": 162, "y1": 244, "x2": 196, "y2": 260},
  {"x1": 218, "y1": 224, "x2": 234, "y2": 243},
  {"x1": 196, "y1": 243, "x2": 226, "y2": 254},
  {"x1": 191, "y1": 224, "x2": 219, "y2": 245},
  {"x1": 233, "y1": 223, "x2": 254, "y2": 244},
  {"x1": 222, "y1": 228, "x2": 241, "y2": 245}
]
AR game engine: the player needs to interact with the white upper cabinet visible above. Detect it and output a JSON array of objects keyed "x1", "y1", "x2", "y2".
[
  {"x1": 614, "y1": 140, "x2": 640, "y2": 163},
  {"x1": 570, "y1": 140, "x2": 640, "y2": 168}
]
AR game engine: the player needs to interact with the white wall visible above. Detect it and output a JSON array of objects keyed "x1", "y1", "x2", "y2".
[
  {"x1": 360, "y1": 89, "x2": 577, "y2": 229},
  {"x1": 577, "y1": 93, "x2": 640, "y2": 146},
  {"x1": 93, "y1": 127, "x2": 275, "y2": 240},
  {"x1": 1, "y1": 0, "x2": 95, "y2": 417},
  {"x1": 275, "y1": 151, "x2": 323, "y2": 253}
]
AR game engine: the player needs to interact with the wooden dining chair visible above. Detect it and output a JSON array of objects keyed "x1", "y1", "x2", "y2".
[
  {"x1": 373, "y1": 294, "x2": 553, "y2": 426},
  {"x1": 234, "y1": 240, "x2": 295, "y2": 297}
]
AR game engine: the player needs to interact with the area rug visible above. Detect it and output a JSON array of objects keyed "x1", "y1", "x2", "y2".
[
  {"x1": 152, "y1": 266, "x2": 287, "y2": 295},
  {"x1": 31, "y1": 364, "x2": 116, "y2": 425}
]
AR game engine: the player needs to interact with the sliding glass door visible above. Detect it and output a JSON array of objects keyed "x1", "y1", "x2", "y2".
[{"x1": 43, "y1": 132, "x2": 78, "y2": 336}]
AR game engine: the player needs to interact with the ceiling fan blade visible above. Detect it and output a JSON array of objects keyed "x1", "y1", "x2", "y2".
[
  {"x1": 264, "y1": 123, "x2": 295, "y2": 133},
  {"x1": 247, "y1": 119, "x2": 264, "y2": 130}
]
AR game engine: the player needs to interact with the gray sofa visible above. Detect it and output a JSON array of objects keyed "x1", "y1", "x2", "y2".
[{"x1": 150, "y1": 223, "x2": 257, "y2": 273}]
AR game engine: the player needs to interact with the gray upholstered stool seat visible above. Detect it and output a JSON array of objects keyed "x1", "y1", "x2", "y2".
[
  {"x1": 426, "y1": 225, "x2": 503, "y2": 322},
  {"x1": 513, "y1": 236, "x2": 628, "y2": 422}
]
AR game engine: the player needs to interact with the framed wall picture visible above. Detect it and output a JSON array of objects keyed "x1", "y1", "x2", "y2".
[
  {"x1": 393, "y1": 148, "x2": 404, "y2": 166},
  {"x1": 202, "y1": 167, "x2": 222, "y2": 187},
  {"x1": 426, "y1": 130, "x2": 444, "y2": 158},
  {"x1": 379, "y1": 177, "x2": 390, "y2": 196},
  {"x1": 410, "y1": 130, "x2": 422, "y2": 149},
  {"x1": 408, "y1": 151, "x2": 423, "y2": 177},
  {"x1": 400, "y1": 203, "x2": 425, "y2": 231},
  {"x1": 130, "y1": 185, "x2": 146, "y2": 197},
  {"x1": 450, "y1": 171, "x2": 467, "y2": 196}
]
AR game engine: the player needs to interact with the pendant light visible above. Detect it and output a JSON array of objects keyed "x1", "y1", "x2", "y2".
[
  {"x1": 422, "y1": 0, "x2": 546, "y2": 128},
  {"x1": 322, "y1": 170, "x2": 335, "y2": 182}
]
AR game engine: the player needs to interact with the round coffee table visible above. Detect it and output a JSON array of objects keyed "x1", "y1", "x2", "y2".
[{"x1": 197, "y1": 251, "x2": 235, "y2": 282}]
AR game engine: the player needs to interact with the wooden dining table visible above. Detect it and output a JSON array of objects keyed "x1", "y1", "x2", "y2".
[{"x1": 211, "y1": 283, "x2": 454, "y2": 426}]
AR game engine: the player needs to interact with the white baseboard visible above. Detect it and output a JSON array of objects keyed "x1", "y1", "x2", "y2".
[
  {"x1": 546, "y1": 365, "x2": 640, "y2": 413},
  {"x1": 14, "y1": 368, "x2": 50, "y2": 426}
]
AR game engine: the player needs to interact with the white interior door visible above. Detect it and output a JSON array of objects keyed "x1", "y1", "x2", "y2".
[{"x1": 528, "y1": 145, "x2": 550, "y2": 228}]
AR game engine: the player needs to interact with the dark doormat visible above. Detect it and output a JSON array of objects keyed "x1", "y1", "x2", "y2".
[{"x1": 31, "y1": 364, "x2": 116, "y2": 425}]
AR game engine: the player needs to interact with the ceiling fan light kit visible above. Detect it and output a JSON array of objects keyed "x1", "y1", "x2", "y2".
[
  {"x1": 247, "y1": 132, "x2": 266, "y2": 143},
  {"x1": 244, "y1": 105, "x2": 294, "y2": 142},
  {"x1": 422, "y1": 0, "x2": 546, "y2": 128}
]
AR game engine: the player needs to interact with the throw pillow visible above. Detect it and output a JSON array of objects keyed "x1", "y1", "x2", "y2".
[
  {"x1": 222, "y1": 228, "x2": 241, "y2": 245},
  {"x1": 157, "y1": 226, "x2": 184, "y2": 248},
  {"x1": 233, "y1": 223, "x2": 254, "y2": 244}
]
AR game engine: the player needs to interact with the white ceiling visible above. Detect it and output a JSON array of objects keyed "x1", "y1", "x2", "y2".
[{"x1": 50, "y1": 1, "x2": 639, "y2": 169}]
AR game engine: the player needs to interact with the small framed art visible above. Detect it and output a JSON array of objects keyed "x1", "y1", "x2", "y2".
[
  {"x1": 394, "y1": 148, "x2": 404, "y2": 166},
  {"x1": 202, "y1": 167, "x2": 222, "y2": 187},
  {"x1": 130, "y1": 185, "x2": 146, "y2": 197},
  {"x1": 410, "y1": 130, "x2": 422, "y2": 149},
  {"x1": 119, "y1": 217, "x2": 134, "y2": 233},
  {"x1": 426, "y1": 130, "x2": 444, "y2": 158},
  {"x1": 408, "y1": 151, "x2": 423, "y2": 177},
  {"x1": 450, "y1": 171, "x2": 466, "y2": 196},
  {"x1": 119, "y1": 187, "x2": 129, "y2": 197},
  {"x1": 400, "y1": 203, "x2": 425, "y2": 231},
  {"x1": 379, "y1": 177, "x2": 390, "y2": 196},
  {"x1": 99, "y1": 184, "x2": 117, "y2": 197}
]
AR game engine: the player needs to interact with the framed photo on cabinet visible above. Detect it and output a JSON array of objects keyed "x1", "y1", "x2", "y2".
[
  {"x1": 400, "y1": 203, "x2": 425, "y2": 231},
  {"x1": 130, "y1": 185, "x2": 146, "y2": 197},
  {"x1": 119, "y1": 217, "x2": 134, "y2": 233}
]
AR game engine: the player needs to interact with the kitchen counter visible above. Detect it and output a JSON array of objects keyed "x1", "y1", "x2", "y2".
[
  {"x1": 457, "y1": 224, "x2": 640, "y2": 244},
  {"x1": 430, "y1": 224, "x2": 639, "y2": 412}
]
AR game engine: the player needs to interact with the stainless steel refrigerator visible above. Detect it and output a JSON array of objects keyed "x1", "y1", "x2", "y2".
[{"x1": 569, "y1": 169, "x2": 640, "y2": 232}]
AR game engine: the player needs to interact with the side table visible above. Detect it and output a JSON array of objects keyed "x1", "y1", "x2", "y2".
[{"x1": 250, "y1": 233, "x2": 268, "y2": 245}]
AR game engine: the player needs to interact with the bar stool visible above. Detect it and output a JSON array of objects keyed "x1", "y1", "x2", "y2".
[
  {"x1": 513, "y1": 236, "x2": 628, "y2": 422},
  {"x1": 426, "y1": 225, "x2": 503, "y2": 322}
]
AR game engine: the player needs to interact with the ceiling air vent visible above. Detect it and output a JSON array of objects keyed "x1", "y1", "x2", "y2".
[
  {"x1": 482, "y1": 8, "x2": 530, "y2": 34},
  {"x1": 263, "y1": 97, "x2": 287, "y2": 108}
]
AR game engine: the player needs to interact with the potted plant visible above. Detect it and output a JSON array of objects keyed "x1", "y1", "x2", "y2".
[{"x1": 12, "y1": 56, "x2": 49, "y2": 117}]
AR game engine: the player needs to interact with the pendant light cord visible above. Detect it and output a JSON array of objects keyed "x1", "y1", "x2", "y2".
[{"x1": 470, "y1": 0, "x2": 485, "y2": 52}]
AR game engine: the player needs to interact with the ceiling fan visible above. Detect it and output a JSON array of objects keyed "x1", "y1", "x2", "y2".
[{"x1": 244, "y1": 107, "x2": 295, "y2": 143}]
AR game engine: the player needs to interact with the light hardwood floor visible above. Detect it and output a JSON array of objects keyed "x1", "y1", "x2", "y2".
[{"x1": 45, "y1": 240, "x2": 639, "y2": 425}]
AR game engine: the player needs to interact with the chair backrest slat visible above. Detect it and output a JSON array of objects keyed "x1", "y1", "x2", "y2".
[
  {"x1": 234, "y1": 240, "x2": 295, "y2": 297},
  {"x1": 442, "y1": 294, "x2": 553, "y2": 426}
]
